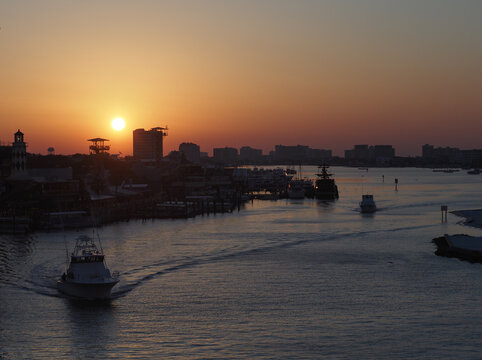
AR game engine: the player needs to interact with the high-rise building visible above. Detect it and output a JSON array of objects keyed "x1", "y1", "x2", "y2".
[
  {"x1": 179, "y1": 142, "x2": 201, "y2": 163},
  {"x1": 133, "y1": 127, "x2": 168, "y2": 163},
  {"x1": 272, "y1": 144, "x2": 332, "y2": 163},
  {"x1": 239, "y1": 146, "x2": 263, "y2": 163},
  {"x1": 213, "y1": 147, "x2": 238, "y2": 163},
  {"x1": 344, "y1": 145, "x2": 370, "y2": 161},
  {"x1": 274, "y1": 145, "x2": 309, "y2": 162},
  {"x1": 372, "y1": 145, "x2": 395, "y2": 159},
  {"x1": 345, "y1": 144, "x2": 394, "y2": 163}
]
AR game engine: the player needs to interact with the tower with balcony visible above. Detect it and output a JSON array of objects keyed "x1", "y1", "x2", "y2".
[{"x1": 9, "y1": 129, "x2": 29, "y2": 180}]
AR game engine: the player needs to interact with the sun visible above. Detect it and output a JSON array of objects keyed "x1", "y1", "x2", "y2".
[{"x1": 112, "y1": 117, "x2": 125, "y2": 131}]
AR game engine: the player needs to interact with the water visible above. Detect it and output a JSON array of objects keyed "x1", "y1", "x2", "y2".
[{"x1": 1, "y1": 167, "x2": 482, "y2": 359}]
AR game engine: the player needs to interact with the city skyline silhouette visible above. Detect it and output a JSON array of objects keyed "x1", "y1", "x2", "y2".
[{"x1": 1, "y1": 1, "x2": 481, "y2": 156}]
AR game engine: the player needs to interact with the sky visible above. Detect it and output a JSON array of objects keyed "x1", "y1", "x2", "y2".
[{"x1": 1, "y1": 0, "x2": 481, "y2": 157}]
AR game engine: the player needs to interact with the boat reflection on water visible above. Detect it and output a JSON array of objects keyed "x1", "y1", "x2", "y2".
[{"x1": 57, "y1": 235, "x2": 119, "y2": 300}]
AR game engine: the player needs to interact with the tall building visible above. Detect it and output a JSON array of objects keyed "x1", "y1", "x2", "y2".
[
  {"x1": 422, "y1": 144, "x2": 435, "y2": 159},
  {"x1": 271, "y1": 144, "x2": 332, "y2": 163},
  {"x1": 422, "y1": 144, "x2": 460, "y2": 163},
  {"x1": 344, "y1": 145, "x2": 370, "y2": 161},
  {"x1": 308, "y1": 148, "x2": 332, "y2": 160},
  {"x1": 274, "y1": 145, "x2": 309, "y2": 162},
  {"x1": 213, "y1": 147, "x2": 238, "y2": 164},
  {"x1": 179, "y1": 142, "x2": 201, "y2": 163},
  {"x1": 239, "y1": 146, "x2": 263, "y2": 163},
  {"x1": 133, "y1": 127, "x2": 168, "y2": 163},
  {"x1": 372, "y1": 145, "x2": 395, "y2": 160},
  {"x1": 345, "y1": 144, "x2": 394, "y2": 164}
]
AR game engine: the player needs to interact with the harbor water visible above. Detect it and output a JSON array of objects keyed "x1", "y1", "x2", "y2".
[{"x1": 1, "y1": 167, "x2": 482, "y2": 359}]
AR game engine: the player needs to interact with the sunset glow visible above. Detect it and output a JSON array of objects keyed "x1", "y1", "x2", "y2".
[{"x1": 0, "y1": 1, "x2": 481, "y2": 156}]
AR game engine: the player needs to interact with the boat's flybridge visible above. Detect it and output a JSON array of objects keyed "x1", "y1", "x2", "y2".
[{"x1": 71, "y1": 236, "x2": 105, "y2": 262}]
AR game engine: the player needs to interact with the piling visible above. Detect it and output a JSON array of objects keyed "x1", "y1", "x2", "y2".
[{"x1": 441, "y1": 205, "x2": 448, "y2": 223}]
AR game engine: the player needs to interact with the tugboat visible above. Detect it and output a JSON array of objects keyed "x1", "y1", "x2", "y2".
[
  {"x1": 360, "y1": 194, "x2": 377, "y2": 213},
  {"x1": 314, "y1": 164, "x2": 339, "y2": 200},
  {"x1": 57, "y1": 235, "x2": 119, "y2": 300}
]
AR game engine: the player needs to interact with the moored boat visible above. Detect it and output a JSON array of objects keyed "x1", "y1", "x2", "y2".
[
  {"x1": 433, "y1": 234, "x2": 482, "y2": 263},
  {"x1": 57, "y1": 235, "x2": 119, "y2": 300},
  {"x1": 288, "y1": 179, "x2": 306, "y2": 199},
  {"x1": 314, "y1": 164, "x2": 339, "y2": 200}
]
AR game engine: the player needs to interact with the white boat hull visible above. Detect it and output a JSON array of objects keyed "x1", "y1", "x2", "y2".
[{"x1": 57, "y1": 279, "x2": 118, "y2": 300}]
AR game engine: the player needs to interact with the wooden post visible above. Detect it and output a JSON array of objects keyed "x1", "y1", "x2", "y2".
[{"x1": 441, "y1": 205, "x2": 448, "y2": 223}]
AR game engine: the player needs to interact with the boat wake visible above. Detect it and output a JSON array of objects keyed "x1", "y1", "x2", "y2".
[
  {"x1": 112, "y1": 222, "x2": 439, "y2": 297},
  {"x1": 1, "y1": 221, "x2": 441, "y2": 300}
]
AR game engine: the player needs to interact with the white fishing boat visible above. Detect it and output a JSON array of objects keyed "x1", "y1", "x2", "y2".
[
  {"x1": 57, "y1": 235, "x2": 119, "y2": 300},
  {"x1": 360, "y1": 194, "x2": 377, "y2": 213}
]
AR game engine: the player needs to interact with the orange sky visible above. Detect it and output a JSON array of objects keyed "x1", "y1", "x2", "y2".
[{"x1": 1, "y1": 1, "x2": 481, "y2": 156}]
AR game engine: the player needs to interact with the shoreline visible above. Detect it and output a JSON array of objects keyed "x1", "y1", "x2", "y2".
[{"x1": 451, "y1": 209, "x2": 482, "y2": 229}]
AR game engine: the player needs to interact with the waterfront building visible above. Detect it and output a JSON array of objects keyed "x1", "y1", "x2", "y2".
[
  {"x1": 308, "y1": 148, "x2": 332, "y2": 161},
  {"x1": 422, "y1": 144, "x2": 461, "y2": 164},
  {"x1": 239, "y1": 146, "x2": 263, "y2": 163},
  {"x1": 272, "y1": 145, "x2": 332, "y2": 164},
  {"x1": 422, "y1": 144, "x2": 482, "y2": 166},
  {"x1": 133, "y1": 127, "x2": 168, "y2": 163},
  {"x1": 345, "y1": 144, "x2": 395, "y2": 164},
  {"x1": 372, "y1": 145, "x2": 395, "y2": 165},
  {"x1": 179, "y1": 142, "x2": 201, "y2": 163},
  {"x1": 213, "y1": 147, "x2": 238, "y2": 164},
  {"x1": 344, "y1": 145, "x2": 370, "y2": 161},
  {"x1": 461, "y1": 149, "x2": 482, "y2": 168},
  {"x1": 274, "y1": 145, "x2": 309, "y2": 163}
]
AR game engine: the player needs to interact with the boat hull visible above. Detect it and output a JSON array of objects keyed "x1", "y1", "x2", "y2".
[
  {"x1": 433, "y1": 235, "x2": 482, "y2": 263},
  {"x1": 314, "y1": 190, "x2": 339, "y2": 200},
  {"x1": 360, "y1": 205, "x2": 377, "y2": 213},
  {"x1": 288, "y1": 191, "x2": 305, "y2": 199},
  {"x1": 57, "y1": 280, "x2": 119, "y2": 300}
]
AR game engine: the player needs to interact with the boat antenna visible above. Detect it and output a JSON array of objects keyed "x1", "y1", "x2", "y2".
[
  {"x1": 97, "y1": 232, "x2": 104, "y2": 253},
  {"x1": 64, "y1": 234, "x2": 69, "y2": 266}
]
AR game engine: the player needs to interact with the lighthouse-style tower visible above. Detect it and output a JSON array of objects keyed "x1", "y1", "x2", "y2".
[{"x1": 10, "y1": 129, "x2": 29, "y2": 180}]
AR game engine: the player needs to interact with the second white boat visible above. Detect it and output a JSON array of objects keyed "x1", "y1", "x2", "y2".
[{"x1": 360, "y1": 194, "x2": 377, "y2": 213}]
